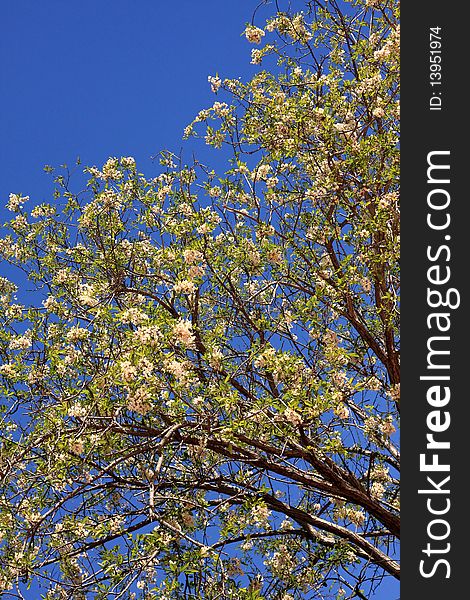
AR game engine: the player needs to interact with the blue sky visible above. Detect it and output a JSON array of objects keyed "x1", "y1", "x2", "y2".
[
  {"x1": 1, "y1": 2, "x2": 399, "y2": 598},
  {"x1": 0, "y1": 0, "x2": 257, "y2": 216}
]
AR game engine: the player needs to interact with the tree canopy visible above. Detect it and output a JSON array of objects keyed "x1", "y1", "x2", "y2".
[{"x1": 0, "y1": 1, "x2": 399, "y2": 598}]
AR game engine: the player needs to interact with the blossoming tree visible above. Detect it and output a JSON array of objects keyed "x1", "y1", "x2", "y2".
[{"x1": 0, "y1": 1, "x2": 399, "y2": 598}]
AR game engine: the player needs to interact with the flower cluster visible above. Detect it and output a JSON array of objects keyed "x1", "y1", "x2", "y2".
[
  {"x1": 172, "y1": 319, "x2": 197, "y2": 349},
  {"x1": 7, "y1": 193, "x2": 28, "y2": 212},
  {"x1": 250, "y1": 503, "x2": 271, "y2": 528},
  {"x1": 265, "y1": 544, "x2": 295, "y2": 576},
  {"x1": 208, "y1": 75, "x2": 222, "y2": 93},
  {"x1": 8, "y1": 331, "x2": 32, "y2": 351},
  {"x1": 336, "y1": 506, "x2": 366, "y2": 527},
  {"x1": 244, "y1": 25, "x2": 265, "y2": 44},
  {"x1": 283, "y1": 406, "x2": 302, "y2": 426},
  {"x1": 127, "y1": 388, "x2": 152, "y2": 415},
  {"x1": 102, "y1": 157, "x2": 122, "y2": 180},
  {"x1": 173, "y1": 279, "x2": 196, "y2": 294}
]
